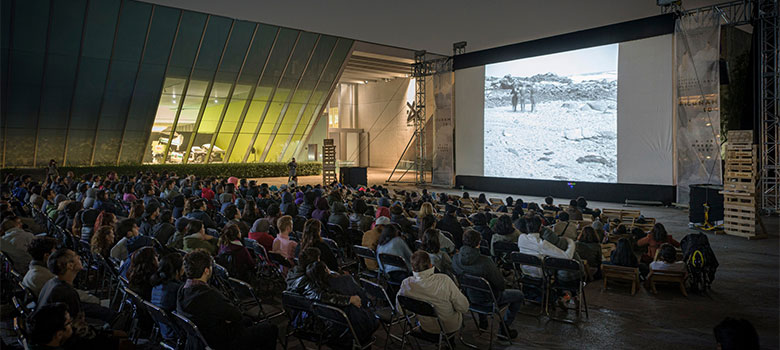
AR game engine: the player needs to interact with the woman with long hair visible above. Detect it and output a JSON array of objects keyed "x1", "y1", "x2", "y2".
[
  {"x1": 490, "y1": 215, "x2": 521, "y2": 256},
  {"x1": 129, "y1": 200, "x2": 145, "y2": 223},
  {"x1": 418, "y1": 214, "x2": 455, "y2": 254},
  {"x1": 297, "y1": 218, "x2": 339, "y2": 271},
  {"x1": 127, "y1": 246, "x2": 159, "y2": 300},
  {"x1": 376, "y1": 224, "x2": 412, "y2": 281},
  {"x1": 90, "y1": 225, "x2": 115, "y2": 258},
  {"x1": 415, "y1": 202, "x2": 435, "y2": 227},
  {"x1": 93, "y1": 211, "x2": 116, "y2": 235},
  {"x1": 150, "y1": 253, "x2": 184, "y2": 341},
  {"x1": 637, "y1": 223, "x2": 680, "y2": 263},
  {"x1": 575, "y1": 226, "x2": 602, "y2": 272},
  {"x1": 422, "y1": 228, "x2": 454, "y2": 278}
]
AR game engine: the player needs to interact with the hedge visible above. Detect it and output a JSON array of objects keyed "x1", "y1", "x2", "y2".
[{"x1": 2, "y1": 162, "x2": 321, "y2": 180}]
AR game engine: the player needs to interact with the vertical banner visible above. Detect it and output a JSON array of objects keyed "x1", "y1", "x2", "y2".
[
  {"x1": 675, "y1": 12, "x2": 722, "y2": 204},
  {"x1": 433, "y1": 72, "x2": 455, "y2": 187}
]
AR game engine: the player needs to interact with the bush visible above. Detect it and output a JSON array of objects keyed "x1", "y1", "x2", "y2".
[{"x1": 2, "y1": 162, "x2": 321, "y2": 180}]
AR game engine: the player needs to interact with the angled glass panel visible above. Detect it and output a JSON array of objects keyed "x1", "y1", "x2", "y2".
[
  {"x1": 144, "y1": 77, "x2": 185, "y2": 163},
  {"x1": 166, "y1": 11, "x2": 207, "y2": 78},
  {"x1": 265, "y1": 35, "x2": 336, "y2": 162},
  {"x1": 5, "y1": 0, "x2": 50, "y2": 166},
  {"x1": 93, "y1": 1, "x2": 153, "y2": 165},
  {"x1": 191, "y1": 82, "x2": 231, "y2": 163},
  {"x1": 35, "y1": 0, "x2": 88, "y2": 166},
  {"x1": 170, "y1": 79, "x2": 208, "y2": 164},
  {"x1": 251, "y1": 32, "x2": 317, "y2": 162},
  {"x1": 65, "y1": 0, "x2": 121, "y2": 165},
  {"x1": 285, "y1": 39, "x2": 352, "y2": 159},
  {"x1": 213, "y1": 21, "x2": 255, "y2": 83},
  {"x1": 119, "y1": 6, "x2": 179, "y2": 164},
  {"x1": 143, "y1": 11, "x2": 207, "y2": 163},
  {"x1": 178, "y1": 16, "x2": 231, "y2": 163},
  {"x1": 0, "y1": 0, "x2": 11, "y2": 162},
  {"x1": 229, "y1": 27, "x2": 297, "y2": 163}
]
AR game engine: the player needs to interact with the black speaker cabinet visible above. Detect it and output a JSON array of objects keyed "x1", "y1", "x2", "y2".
[{"x1": 339, "y1": 167, "x2": 367, "y2": 188}]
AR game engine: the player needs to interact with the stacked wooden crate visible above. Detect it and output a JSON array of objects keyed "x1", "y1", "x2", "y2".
[
  {"x1": 722, "y1": 130, "x2": 765, "y2": 239},
  {"x1": 322, "y1": 139, "x2": 337, "y2": 185}
]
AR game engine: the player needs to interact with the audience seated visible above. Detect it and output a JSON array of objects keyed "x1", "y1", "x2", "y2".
[
  {"x1": 110, "y1": 218, "x2": 153, "y2": 261},
  {"x1": 649, "y1": 243, "x2": 686, "y2": 273},
  {"x1": 328, "y1": 201, "x2": 350, "y2": 232},
  {"x1": 575, "y1": 226, "x2": 602, "y2": 277},
  {"x1": 349, "y1": 198, "x2": 373, "y2": 232},
  {"x1": 517, "y1": 216, "x2": 577, "y2": 278},
  {"x1": 490, "y1": 215, "x2": 521, "y2": 256},
  {"x1": 418, "y1": 215, "x2": 455, "y2": 255},
  {"x1": 22, "y1": 237, "x2": 59, "y2": 298},
  {"x1": 177, "y1": 249, "x2": 278, "y2": 349},
  {"x1": 27, "y1": 302, "x2": 74, "y2": 350},
  {"x1": 182, "y1": 220, "x2": 217, "y2": 255},
  {"x1": 637, "y1": 223, "x2": 679, "y2": 264},
  {"x1": 453, "y1": 230, "x2": 522, "y2": 339},
  {"x1": 565, "y1": 199, "x2": 583, "y2": 220},
  {"x1": 552, "y1": 211, "x2": 578, "y2": 240},
  {"x1": 272, "y1": 215, "x2": 297, "y2": 264},
  {"x1": 376, "y1": 224, "x2": 413, "y2": 282},
  {"x1": 217, "y1": 224, "x2": 256, "y2": 282},
  {"x1": 127, "y1": 246, "x2": 158, "y2": 300},
  {"x1": 1, "y1": 215, "x2": 35, "y2": 252},
  {"x1": 296, "y1": 218, "x2": 338, "y2": 271},
  {"x1": 361, "y1": 216, "x2": 389, "y2": 270},
  {"x1": 397, "y1": 251, "x2": 469, "y2": 335},
  {"x1": 437, "y1": 204, "x2": 464, "y2": 248},
  {"x1": 421, "y1": 228, "x2": 454, "y2": 278},
  {"x1": 150, "y1": 253, "x2": 184, "y2": 340},
  {"x1": 713, "y1": 317, "x2": 760, "y2": 350}
]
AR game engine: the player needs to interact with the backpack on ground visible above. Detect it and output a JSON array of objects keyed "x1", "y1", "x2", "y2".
[{"x1": 680, "y1": 232, "x2": 719, "y2": 293}]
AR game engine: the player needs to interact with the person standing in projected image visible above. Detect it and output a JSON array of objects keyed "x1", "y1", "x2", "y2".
[
  {"x1": 519, "y1": 86, "x2": 526, "y2": 112},
  {"x1": 511, "y1": 89, "x2": 519, "y2": 112},
  {"x1": 529, "y1": 85, "x2": 535, "y2": 112}
]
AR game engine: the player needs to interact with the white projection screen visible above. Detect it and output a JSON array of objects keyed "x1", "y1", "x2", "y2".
[
  {"x1": 456, "y1": 34, "x2": 674, "y2": 186},
  {"x1": 484, "y1": 44, "x2": 618, "y2": 183}
]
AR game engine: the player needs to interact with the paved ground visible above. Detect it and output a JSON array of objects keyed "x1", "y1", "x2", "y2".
[{"x1": 271, "y1": 168, "x2": 779, "y2": 350}]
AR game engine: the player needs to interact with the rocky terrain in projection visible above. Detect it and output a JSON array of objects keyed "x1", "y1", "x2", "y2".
[{"x1": 484, "y1": 73, "x2": 617, "y2": 183}]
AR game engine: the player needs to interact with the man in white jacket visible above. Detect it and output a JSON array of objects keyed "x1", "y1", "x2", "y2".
[
  {"x1": 397, "y1": 251, "x2": 469, "y2": 335},
  {"x1": 517, "y1": 216, "x2": 577, "y2": 278}
]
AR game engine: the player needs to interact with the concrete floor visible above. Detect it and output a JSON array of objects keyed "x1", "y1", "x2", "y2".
[{"x1": 269, "y1": 168, "x2": 780, "y2": 349}]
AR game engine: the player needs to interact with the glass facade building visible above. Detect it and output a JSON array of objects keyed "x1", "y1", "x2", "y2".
[{"x1": 0, "y1": 0, "x2": 353, "y2": 167}]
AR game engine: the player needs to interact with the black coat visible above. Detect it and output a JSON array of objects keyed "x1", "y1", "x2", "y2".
[
  {"x1": 177, "y1": 282, "x2": 243, "y2": 350},
  {"x1": 437, "y1": 215, "x2": 464, "y2": 248}
]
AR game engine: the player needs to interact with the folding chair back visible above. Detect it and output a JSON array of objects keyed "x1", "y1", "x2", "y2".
[
  {"x1": 542, "y1": 256, "x2": 588, "y2": 321},
  {"x1": 459, "y1": 274, "x2": 500, "y2": 310},
  {"x1": 171, "y1": 311, "x2": 214, "y2": 350},
  {"x1": 353, "y1": 245, "x2": 379, "y2": 279},
  {"x1": 142, "y1": 300, "x2": 182, "y2": 346},
  {"x1": 281, "y1": 291, "x2": 323, "y2": 348},
  {"x1": 396, "y1": 295, "x2": 454, "y2": 349},
  {"x1": 312, "y1": 302, "x2": 375, "y2": 349}
]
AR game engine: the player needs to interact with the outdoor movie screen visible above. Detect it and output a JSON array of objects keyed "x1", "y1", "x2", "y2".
[{"x1": 483, "y1": 44, "x2": 618, "y2": 183}]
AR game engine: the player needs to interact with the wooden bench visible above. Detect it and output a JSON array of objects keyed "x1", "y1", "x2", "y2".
[
  {"x1": 489, "y1": 198, "x2": 505, "y2": 207},
  {"x1": 647, "y1": 270, "x2": 687, "y2": 297},
  {"x1": 600, "y1": 243, "x2": 616, "y2": 260},
  {"x1": 602, "y1": 264, "x2": 640, "y2": 295}
]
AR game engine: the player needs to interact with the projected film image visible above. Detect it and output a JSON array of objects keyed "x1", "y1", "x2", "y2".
[{"x1": 484, "y1": 44, "x2": 618, "y2": 183}]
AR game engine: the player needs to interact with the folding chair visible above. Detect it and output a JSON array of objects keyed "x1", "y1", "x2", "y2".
[
  {"x1": 312, "y1": 302, "x2": 376, "y2": 350},
  {"x1": 12, "y1": 316, "x2": 29, "y2": 350},
  {"x1": 171, "y1": 311, "x2": 214, "y2": 350},
  {"x1": 479, "y1": 240, "x2": 491, "y2": 257},
  {"x1": 323, "y1": 237, "x2": 357, "y2": 270},
  {"x1": 509, "y1": 252, "x2": 546, "y2": 316},
  {"x1": 281, "y1": 291, "x2": 324, "y2": 349},
  {"x1": 360, "y1": 278, "x2": 405, "y2": 349},
  {"x1": 543, "y1": 256, "x2": 588, "y2": 323},
  {"x1": 228, "y1": 277, "x2": 285, "y2": 321},
  {"x1": 396, "y1": 295, "x2": 459, "y2": 350},
  {"x1": 459, "y1": 274, "x2": 512, "y2": 348},
  {"x1": 121, "y1": 286, "x2": 150, "y2": 343},
  {"x1": 492, "y1": 241, "x2": 519, "y2": 268},
  {"x1": 353, "y1": 245, "x2": 380, "y2": 280},
  {"x1": 378, "y1": 253, "x2": 411, "y2": 294},
  {"x1": 141, "y1": 300, "x2": 181, "y2": 350}
]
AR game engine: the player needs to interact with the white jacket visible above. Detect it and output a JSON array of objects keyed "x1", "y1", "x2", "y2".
[
  {"x1": 517, "y1": 233, "x2": 576, "y2": 278},
  {"x1": 397, "y1": 267, "x2": 469, "y2": 334}
]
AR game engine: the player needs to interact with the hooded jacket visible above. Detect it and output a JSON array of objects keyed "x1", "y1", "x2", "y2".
[
  {"x1": 327, "y1": 202, "x2": 350, "y2": 231},
  {"x1": 311, "y1": 197, "x2": 330, "y2": 222},
  {"x1": 279, "y1": 192, "x2": 297, "y2": 216},
  {"x1": 452, "y1": 245, "x2": 505, "y2": 301},
  {"x1": 285, "y1": 266, "x2": 351, "y2": 307},
  {"x1": 177, "y1": 281, "x2": 243, "y2": 350}
]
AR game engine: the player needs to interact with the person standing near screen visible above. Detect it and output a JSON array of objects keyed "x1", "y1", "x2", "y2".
[
  {"x1": 529, "y1": 86, "x2": 535, "y2": 113},
  {"x1": 519, "y1": 86, "x2": 526, "y2": 112},
  {"x1": 287, "y1": 158, "x2": 297, "y2": 182},
  {"x1": 511, "y1": 89, "x2": 519, "y2": 112}
]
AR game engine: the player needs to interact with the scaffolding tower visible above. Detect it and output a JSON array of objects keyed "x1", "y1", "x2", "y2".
[{"x1": 661, "y1": 0, "x2": 779, "y2": 213}]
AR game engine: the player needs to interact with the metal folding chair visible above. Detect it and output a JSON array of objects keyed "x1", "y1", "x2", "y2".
[
  {"x1": 312, "y1": 302, "x2": 376, "y2": 350},
  {"x1": 353, "y1": 245, "x2": 380, "y2": 280},
  {"x1": 360, "y1": 278, "x2": 405, "y2": 349},
  {"x1": 280, "y1": 291, "x2": 324, "y2": 349},
  {"x1": 458, "y1": 274, "x2": 512, "y2": 348},
  {"x1": 171, "y1": 311, "x2": 215, "y2": 350},
  {"x1": 396, "y1": 295, "x2": 459, "y2": 350},
  {"x1": 543, "y1": 256, "x2": 588, "y2": 323},
  {"x1": 509, "y1": 251, "x2": 547, "y2": 316}
]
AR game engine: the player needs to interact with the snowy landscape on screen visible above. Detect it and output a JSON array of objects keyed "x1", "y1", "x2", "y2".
[{"x1": 484, "y1": 44, "x2": 618, "y2": 183}]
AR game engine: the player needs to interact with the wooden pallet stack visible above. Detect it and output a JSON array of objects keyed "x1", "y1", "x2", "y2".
[
  {"x1": 322, "y1": 139, "x2": 337, "y2": 185},
  {"x1": 721, "y1": 130, "x2": 765, "y2": 239}
]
